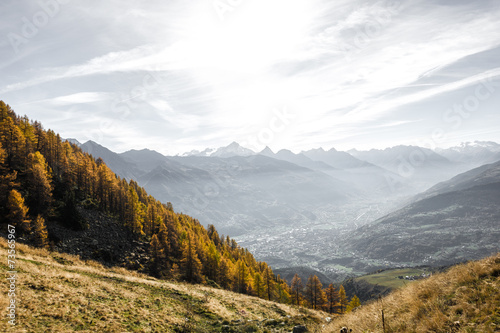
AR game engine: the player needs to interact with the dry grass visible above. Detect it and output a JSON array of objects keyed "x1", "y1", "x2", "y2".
[
  {"x1": 0, "y1": 238, "x2": 329, "y2": 332},
  {"x1": 5, "y1": 238, "x2": 497, "y2": 332},
  {"x1": 325, "y1": 253, "x2": 500, "y2": 333}
]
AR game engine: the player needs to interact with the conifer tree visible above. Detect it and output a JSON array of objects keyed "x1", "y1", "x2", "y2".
[
  {"x1": 217, "y1": 257, "x2": 232, "y2": 289},
  {"x1": 27, "y1": 152, "x2": 53, "y2": 216},
  {"x1": 0, "y1": 141, "x2": 6, "y2": 172},
  {"x1": 0, "y1": 143, "x2": 19, "y2": 223},
  {"x1": 204, "y1": 242, "x2": 220, "y2": 282},
  {"x1": 346, "y1": 295, "x2": 361, "y2": 312},
  {"x1": 253, "y1": 272, "x2": 264, "y2": 298},
  {"x1": 263, "y1": 265, "x2": 275, "y2": 301},
  {"x1": 338, "y1": 285, "x2": 348, "y2": 314},
  {"x1": 304, "y1": 275, "x2": 326, "y2": 310},
  {"x1": 290, "y1": 274, "x2": 303, "y2": 306},
  {"x1": 325, "y1": 283, "x2": 339, "y2": 314},
  {"x1": 207, "y1": 224, "x2": 220, "y2": 247},
  {"x1": 235, "y1": 259, "x2": 249, "y2": 294},
  {"x1": 276, "y1": 277, "x2": 291, "y2": 304},
  {"x1": 149, "y1": 234, "x2": 165, "y2": 276},
  {"x1": 32, "y1": 215, "x2": 49, "y2": 248},
  {"x1": 0, "y1": 116, "x2": 25, "y2": 169},
  {"x1": 7, "y1": 189, "x2": 30, "y2": 232},
  {"x1": 125, "y1": 187, "x2": 145, "y2": 236},
  {"x1": 180, "y1": 235, "x2": 203, "y2": 283}
]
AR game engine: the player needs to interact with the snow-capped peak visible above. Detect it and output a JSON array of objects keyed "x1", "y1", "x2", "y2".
[{"x1": 212, "y1": 142, "x2": 255, "y2": 158}]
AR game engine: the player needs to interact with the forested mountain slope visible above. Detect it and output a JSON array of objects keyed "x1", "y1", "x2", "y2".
[{"x1": 0, "y1": 100, "x2": 292, "y2": 304}]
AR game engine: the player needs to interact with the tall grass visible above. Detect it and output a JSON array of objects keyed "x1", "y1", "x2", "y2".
[{"x1": 326, "y1": 253, "x2": 500, "y2": 332}]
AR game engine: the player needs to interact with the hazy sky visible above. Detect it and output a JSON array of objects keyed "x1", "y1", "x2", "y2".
[{"x1": 1, "y1": 0, "x2": 499, "y2": 155}]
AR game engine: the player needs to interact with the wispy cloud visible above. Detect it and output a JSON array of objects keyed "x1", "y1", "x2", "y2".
[{"x1": 1, "y1": 0, "x2": 499, "y2": 154}]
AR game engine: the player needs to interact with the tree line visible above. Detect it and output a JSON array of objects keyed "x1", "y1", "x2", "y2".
[
  {"x1": 0, "y1": 100, "x2": 360, "y2": 312},
  {"x1": 290, "y1": 274, "x2": 360, "y2": 313}
]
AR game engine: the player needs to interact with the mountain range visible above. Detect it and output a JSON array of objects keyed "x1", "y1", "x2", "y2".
[
  {"x1": 343, "y1": 159, "x2": 500, "y2": 268},
  {"x1": 74, "y1": 139, "x2": 500, "y2": 280}
]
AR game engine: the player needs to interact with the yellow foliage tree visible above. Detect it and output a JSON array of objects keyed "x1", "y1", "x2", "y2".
[
  {"x1": 346, "y1": 295, "x2": 361, "y2": 312},
  {"x1": 325, "y1": 283, "x2": 339, "y2": 314},
  {"x1": 338, "y1": 285, "x2": 348, "y2": 314},
  {"x1": 33, "y1": 215, "x2": 49, "y2": 248},
  {"x1": 304, "y1": 275, "x2": 326, "y2": 310},
  {"x1": 7, "y1": 189, "x2": 31, "y2": 232},
  {"x1": 27, "y1": 152, "x2": 53, "y2": 216},
  {"x1": 290, "y1": 273, "x2": 303, "y2": 306},
  {"x1": 180, "y1": 234, "x2": 203, "y2": 283}
]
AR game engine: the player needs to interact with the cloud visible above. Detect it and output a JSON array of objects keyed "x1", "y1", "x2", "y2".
[
  {"x1": 1, "y1": 0, "x2": 500, "y2": 154},
  {"x1": 46, "y1": 92, "x2": 112, "y2": 105}
]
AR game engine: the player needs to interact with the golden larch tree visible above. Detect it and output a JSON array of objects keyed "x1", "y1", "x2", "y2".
[{"x1": 7, "y1": 189, "x2": 31, "y2": 232}]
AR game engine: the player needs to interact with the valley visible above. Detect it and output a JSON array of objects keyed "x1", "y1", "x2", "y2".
[{"x1": 78, "y1": 139, "x2": 500, "y2": 283}]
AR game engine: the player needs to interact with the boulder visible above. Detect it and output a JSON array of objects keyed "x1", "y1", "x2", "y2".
[{"x1": 293, "y1": 325, "x2": 308, "y2": 333}]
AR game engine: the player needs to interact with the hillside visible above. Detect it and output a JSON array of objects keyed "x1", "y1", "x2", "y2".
[
  {"x1": 327, "y1": 253, "x2": 500, "y2": 332},
  {"x1": 344, "y1": 159, "x2": 500, "y2": 267},
  {"x1": 0, "y1": 101, "x2": 298, "y2": 309},
  {"x1": 0, "y1": 238, "x2": 329, "y2": 332}
]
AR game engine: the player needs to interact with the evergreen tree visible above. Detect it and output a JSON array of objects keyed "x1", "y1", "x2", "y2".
[
  {"x1": 304, "y1": 275, "x2": 326, "y2": 310},
  {"x1": 0, "y1": 116, "x2": 25, "y2": 169},
  {"x1": 263, "y1": 265, "x2": 275, "y2": 301},
  {"x1": 204, "y1": 242, "x2": 220, "y2": 282},
  {"x1": 346, "y1": 295, "x2": 361, "y2": 312},
  {"x1": 32, "y1": 215, "x2": 49, "y2": 248},
  {"x1": 276, "y1": 277, "x2": 291, "y2": 304},
  {"x1": 325, "y1": 283, "x2": 339, "y2": 314},
  {"x1": 125, "y1": 187, "x2": 145, "y2": 236},
  {"x1": 253, "y1": 272, "x2": 264, "y2": 298},
  {"x1": 217, "y1": 257, "x2": 232, "y2": 289},
  {"x1": 27, "y1": 152, "x2": 53, "y2": 216},
  {"x1": 180, "y1": 235, "x2": 203, "y2": 283},
  {"x1": 0, "y1": 171, "x2": 18, "y2": 223},
  {"x1": 149, "y1": 234, "x2": 165, "y2": 276},
  {"x1": 290, "y1": 274, "x2": 303, "y2": 306},
  {"x1": 7, "y1": 189, "x2": 30, "y2": 232},
  {"x1": 338, "y1": 285, "x2": 348, "y2": 314},
  {"x1": 235, "y1": 259, "x2": 249, "y2": 294},
  {"x1": 0, "y1": 141, "x2": 6, "y2": 172},
  {"x1": 207, "y1": 224, "x2": 220, "y2": 247}
]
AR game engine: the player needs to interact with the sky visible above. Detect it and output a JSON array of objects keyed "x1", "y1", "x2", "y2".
[{"x1": 1, "y1": 0, "x2": 499, "y2": 155}]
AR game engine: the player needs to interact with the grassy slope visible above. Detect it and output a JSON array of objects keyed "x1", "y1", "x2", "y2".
[
  {"x1": 0, "y1": 238, "x2": 329, "y2": 333},
  {"x1": 356, "y1": 268, "x2": 427, "y2": 290},
  {"x1": 327, "y1": 253, "x2": 500, "y2": 333}
]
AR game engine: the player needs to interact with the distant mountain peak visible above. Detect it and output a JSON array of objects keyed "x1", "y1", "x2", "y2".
[
  {"x1": 302, "y1": 147, "x2": 325, "y2": 154},
  {"x1": 260, "y1": 146, "x2": 275, "y2": 156},
  {"x1": 277, "y1": 149, "x2": 293, "y2": 154},
  {"x1": 82, "y1": 140, "x2": 109, "y2": 150},
  {"x1": 212, "y1": 142, "x2": 254, "y2": 158}
]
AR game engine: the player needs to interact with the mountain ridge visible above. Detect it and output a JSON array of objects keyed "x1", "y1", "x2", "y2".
[{"x1": 344, "y1": 160, "x2": 500, "y2": 267}]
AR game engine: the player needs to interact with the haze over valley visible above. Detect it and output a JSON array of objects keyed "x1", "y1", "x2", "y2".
[{"x1": 76, "y1": 139, "x2": 500, "y2": 281}]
